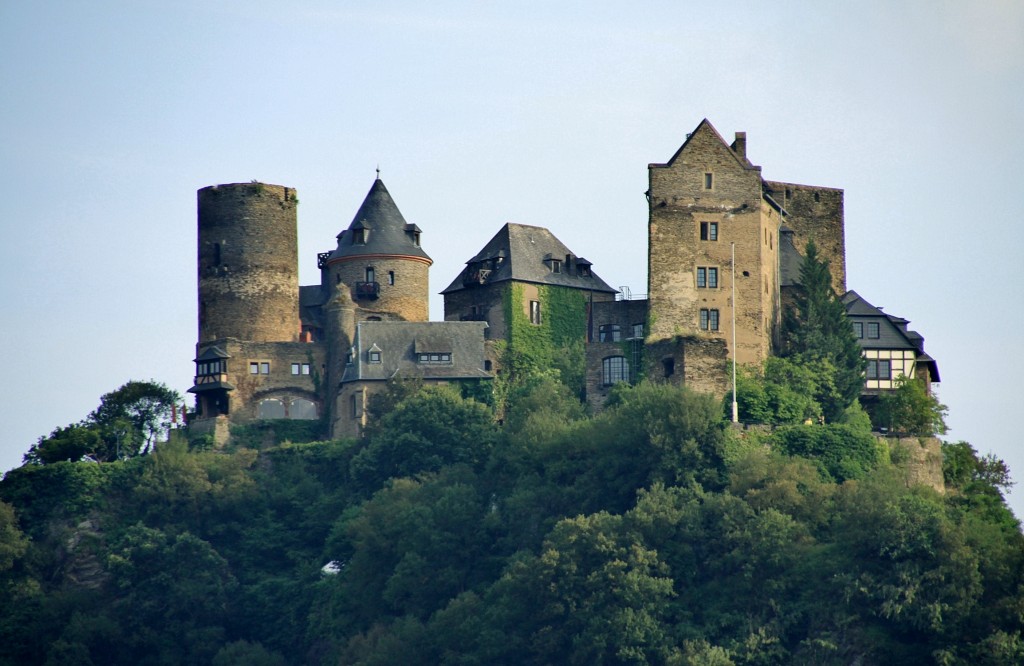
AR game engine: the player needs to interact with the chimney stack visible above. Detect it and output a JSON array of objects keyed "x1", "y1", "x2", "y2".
[{"x1": 732, "y1": 131, "x2": 747, "y2": 158}]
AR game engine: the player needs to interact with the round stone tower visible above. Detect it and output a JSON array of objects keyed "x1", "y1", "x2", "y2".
[
  {"x1": 197, "y1": 182, "x2": 300, "y2": 343},
  {"x1": 325, "y1": 177, "x2": 432, "y2": 322}
]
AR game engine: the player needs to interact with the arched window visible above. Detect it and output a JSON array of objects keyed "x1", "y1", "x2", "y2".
[
  {"x1": 289, "y1": 398, "x2": 318, "y2": 420},
  {"x1": 602, "y1": 356, "x2": 629, "y2": 387},
  {"x1": 257, "y1": 398, "x2": 286, "y2": 419}
]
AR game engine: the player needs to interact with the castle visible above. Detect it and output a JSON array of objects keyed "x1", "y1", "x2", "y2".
[{"x1": 188, "y1": 119, "x2": 938, "y2": 442}]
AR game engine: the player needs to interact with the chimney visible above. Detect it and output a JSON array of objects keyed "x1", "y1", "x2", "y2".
[{"x1": 732, "y1": 132, "x2": 747, "y2": 158}]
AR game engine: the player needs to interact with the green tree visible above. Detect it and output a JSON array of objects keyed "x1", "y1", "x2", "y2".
[
  {"x1": 781, "y1": 241, "x2": 865, "y2": 422},
  {"x1": 875, "y1": 375, "x2": 948, "y2": 436},
  {"x1": 90, "y1": 380, "x2": 182, "y2": 454},
  {"x1": 24, "y1": 423, "x2": 105, "y2": 464},
  {"x1": 24, "y1": 380, "x2": 182, "y2": 464},
  {"x1": 350, "y1": 386, "x2": 497, "y2": 492}
]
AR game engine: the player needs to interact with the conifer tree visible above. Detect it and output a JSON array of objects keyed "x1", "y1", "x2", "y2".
[{"x1": 782, "y1": 240, "x2": 865, "y2": 422}]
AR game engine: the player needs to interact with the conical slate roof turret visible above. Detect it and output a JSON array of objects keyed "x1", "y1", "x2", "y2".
[{"x1": 330, "y1": 177, "x2": 432, "y2": 263}]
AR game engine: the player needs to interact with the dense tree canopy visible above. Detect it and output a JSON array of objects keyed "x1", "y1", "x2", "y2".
[
  {"x1": 1, "y1": 377, "x2": 1021, "y2": 665},
  {"x1": 24, "y1": 380, "x2": 182, "y2": 464}
]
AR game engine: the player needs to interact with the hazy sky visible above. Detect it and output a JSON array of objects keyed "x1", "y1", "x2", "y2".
[{"x1": 2, "y1": 1, "x2": 1022, "y2": 514}]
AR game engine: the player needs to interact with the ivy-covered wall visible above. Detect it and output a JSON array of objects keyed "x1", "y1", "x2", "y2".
[{"x1": 502, "y1": 282, "x2": 588, "y2": 394}]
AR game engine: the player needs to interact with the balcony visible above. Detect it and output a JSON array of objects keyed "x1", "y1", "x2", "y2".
[{"x1": 355, "y1": 281, "x2": 379, "y2": 300}]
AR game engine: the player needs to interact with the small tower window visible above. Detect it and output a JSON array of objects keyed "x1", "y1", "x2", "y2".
[
  {"x1": 388, "y1": 271, "x2": 395, "y2": 285},
  {"x1": 529, "y1": 300, "x2": 542, "y2": 325},
  {"x1": 366, "y1": 267, "x2": 375, "y2": 283}
]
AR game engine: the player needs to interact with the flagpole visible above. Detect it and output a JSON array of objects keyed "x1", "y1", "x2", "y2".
[{"x1": 731, "y1": 241, "x2": 738, "y2": 423}]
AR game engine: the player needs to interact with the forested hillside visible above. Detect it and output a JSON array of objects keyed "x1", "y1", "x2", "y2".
[{"x1": 2, "y1": 378, "x2": 1021, "y2": 665}]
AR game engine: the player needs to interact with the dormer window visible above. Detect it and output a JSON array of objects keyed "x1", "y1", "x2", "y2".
[
  {"x1": 368, "y1": 344, "x2": 382, "y2": 364},
  {"x1": 352, "y1": 228, "x2": 365, "y2": 244},
  {"x1": 551, "y1": 259, "x2": 561, "y2": 274},
  {"x1": 404, "y1": 223, "x2": 422, "y2": 247},
  {"x1": 418, "y1": 352, "x2": 452, "y2": 364}
]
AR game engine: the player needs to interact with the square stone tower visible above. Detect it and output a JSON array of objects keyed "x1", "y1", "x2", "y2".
[{"x1": 647, "y1": 120, "x2": 780, "y2": 366}]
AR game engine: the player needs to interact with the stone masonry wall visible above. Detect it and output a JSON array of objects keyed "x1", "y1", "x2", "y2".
[
  {"x1": 204, "y1": 339, "x2": 326, "y2": 424},
  {"x1": 198, "y1": 183, "x2": 300, "y2": 343},
  {"x1": 648, "y1": 124, "x2": 775, "y2": 367},
  {"x1": 764, "y1": 180, "x2": 845, "y2": 294},
  {"x1": 331, "y1": 257, "x2": 431, "y2": 322},
  {"x1": 886, "y1": 436, "x2": 945, "y2": 494}
]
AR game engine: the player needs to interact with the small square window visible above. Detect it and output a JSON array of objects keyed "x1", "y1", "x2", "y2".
[
  {"x1": 700, "y1": 222, "x2": 718, "y2": 241},
  {"x1": 867, "y1": 322, "x2": 880, "y2": 339},
  {"x1": 369, "y1": 351, "x2": 381, "y2": 363}
]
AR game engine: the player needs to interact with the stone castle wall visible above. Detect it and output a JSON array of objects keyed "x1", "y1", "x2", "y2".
[
  {"x1": 197, "y1": 183, "x2": 300, "y2": 343},
  {"x1": 331, "y1": 256, "x2": 431, "y2": 322}
]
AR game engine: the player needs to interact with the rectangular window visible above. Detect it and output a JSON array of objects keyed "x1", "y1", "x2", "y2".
[
  {"x1": 418, "y1": 353, "x2": 451, "y2": 363},
  {"x1": 602, "y1": 356, "x2": 630, "y2": 386},
  {"x1": 302, "y1": 363, "x2": 311, "y2": 375},
  {"x1": 700, "y1": 222, "x2": 718, "y2": 241},
  {"x1": 388, "y1": 271, "x2": 395, "y2": 285},
  {"x1": 599, "y1": 324, "x2": 621, "y2": 342},
  {"x1": 697, "y1": 267, "x2": 718, "y2": 288},
  {"x1": 530, "y1": 300, "x2": 541, "y2": 325},
  {"x1": 704, "y1": 172, "x2": 713, "y2": 189},
  {"x1": 631, "y1": 323, "x2": 644, "y2": 339},
  {"x1": 249, "y1": 362, "x2": 259, "y2": 374},
  {"x1": 853, "y1": 322, "x2": 863, "y2": 338},
  {"x1": 260, "y1": 362, "x2": 270, "y2": 375},
  {"x1": 867, "y1": 322, "x2": 880, "y2": 339},
  {"x1": 700, "y1": 308, "x2": 720, "y2": 331},
  {"x1": 369, "y1": 351, "x2": 381, "y2": 363},
  {"x1": 551, "y1": 259, "x2": 561, "y2": 273},
  {"x1": 866, "y1": 359, "x2": 892, "y2": 380},
  {"x1": 291, "y1": 363, "x2": 300, "y2": 375}
]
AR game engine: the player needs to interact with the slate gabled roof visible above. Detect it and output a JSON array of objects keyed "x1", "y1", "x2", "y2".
[
  {"x1": 341, "y1": 321, "x2": 491, "y2": 383},
  {"x1": 329, "y1": 178, "x2": 432, "y2": 263},
  {"x1": 842, "y1": 291, "x2": 940, "y2": 381},
  {"x1": 441, "y1": 223, "x2": 617, "y2": 295}
]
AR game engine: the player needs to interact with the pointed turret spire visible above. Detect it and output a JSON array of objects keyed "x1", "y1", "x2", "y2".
[{"x1": 329, "y1": 178, "x2": 432, "y2": 262}]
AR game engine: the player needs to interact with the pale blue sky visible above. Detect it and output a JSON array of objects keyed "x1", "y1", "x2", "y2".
[{"x1": 2, "y1": 1, "x2": 1022, "y2": 514}]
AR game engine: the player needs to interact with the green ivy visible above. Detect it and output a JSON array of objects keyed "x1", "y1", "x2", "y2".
[{"x1": 503, "y1": 283, "x2": 587, "y2": 396}]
